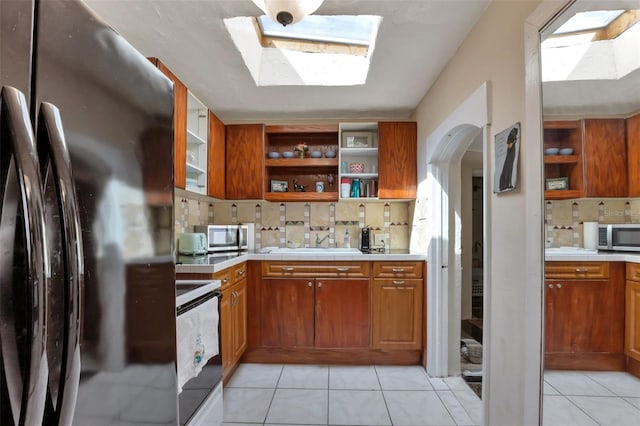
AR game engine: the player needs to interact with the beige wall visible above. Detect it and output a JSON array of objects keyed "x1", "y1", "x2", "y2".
[{"x1": 412, "y1": 1, "x2": 546, "y2": 424}]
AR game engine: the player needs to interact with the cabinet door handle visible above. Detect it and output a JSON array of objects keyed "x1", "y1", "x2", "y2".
[
  {"x1": 556, "y1": 283, "x2": 562, "y2": 289},
  {"x1": 318, "y1": 282, "x2": 323, "y2": 288},
  {"x1": 307, "y1": 282, "x2": 313, "y2": 287},
  {"x1": 393, "y1": 280, "x2": 406, "y2": 285},
  {"x1": 548, "y1": 284, "x2": 554, "y2": 289},
  {"x1": 282, "y1": 267, "x2": 295, "y2": 272},
  {"x1": 392, "y1": 268, "x2": 406, "y2": 272},
  {"x1": 575, "y1": 268, "x2": 588, "y2": 273},
  {"x1": 222, "y1": 277, "x2": 229, "y2": 284},
  {"x1": 238, "y1": 269, "x2": 245, "y2": 276},
  {"x1": 336, "y1": 267, "x2": 349, "y2": 272}
]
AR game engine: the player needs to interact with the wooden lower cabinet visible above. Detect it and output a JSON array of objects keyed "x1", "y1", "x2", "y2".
[
  {"x1": 372, "y1": 279, "x2": 423, "y2": 350},
  {"x1": 221, "y1": 277, "x2": 247, "y2": 377},
  {"x1": 544, "y1": 261, "x2": 625, "y2": 370},
  {"x1": 315, "y1": 278, "x2": 370, "y2": 348},
  {"x1": 232, "y1": 278, "x2": 248, "y2": 360},
  {"x1": 260, "y1": 277, "x2": 370, "y2": 348},
  {"x1": 626, "y1": 279, "x2": 640, "y2": 362},
  {"x1": 220, "y1": 287, "x2": 233, "y2": 372},
  {"x1": 261, "y1": 278, "x2": 315, "y2": 347}
]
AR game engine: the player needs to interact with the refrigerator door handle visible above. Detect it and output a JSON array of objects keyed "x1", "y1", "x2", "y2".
[
  {"x1": 37, "y1": 102, "x2": 83, "y2": 425},
  {"x1": 0, "y1": 86, "x2": 49, "y2": 425}
]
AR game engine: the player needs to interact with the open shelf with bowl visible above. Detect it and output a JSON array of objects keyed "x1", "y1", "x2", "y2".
[
  {"x1": 263, "y1": 124, "x2": 339, "y2": 202},
  {"x1": 543, "y1": 120, "x2": 583, "y2": 200},
  {"x1": 339, "y1": 123, "x2": 379, "y2": 199}
]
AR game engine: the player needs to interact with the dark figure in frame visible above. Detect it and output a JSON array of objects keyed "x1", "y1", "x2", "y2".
[{"x1": 499, "y1": 127, "x2": 519, "y2": 191}]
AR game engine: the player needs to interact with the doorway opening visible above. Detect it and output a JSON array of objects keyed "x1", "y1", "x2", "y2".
[
  {"x1": 461, "y1": 166, "x2": 484, "y2": 398},
  {"x1": 423, "y1": 81, "x2": 490, "y2": 408}
]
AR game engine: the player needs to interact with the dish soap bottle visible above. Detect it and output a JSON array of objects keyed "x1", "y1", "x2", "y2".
[{"x1": 344, "y1": 229, "x2": 351, "y2": 248}]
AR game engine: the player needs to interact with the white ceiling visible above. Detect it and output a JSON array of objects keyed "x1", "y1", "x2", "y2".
[
  {"x1": 83, "y1": 0, "x2": 490, "y2": 123},
  {"x1": 541, "y1": 0, "x2": 640, "y2": 118}
]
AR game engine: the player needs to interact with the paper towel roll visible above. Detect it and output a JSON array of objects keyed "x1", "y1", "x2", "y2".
[{"x1": 583, "y1": 222, "x2": 598, "y2": 250}]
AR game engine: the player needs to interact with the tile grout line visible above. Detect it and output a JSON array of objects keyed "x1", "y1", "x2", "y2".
[
  {"x1": 543, "y1": 379, "x2": 561, "y2": 396},
  {"x1": 327, "y1": 364, "x2": 331, "y2": 425},
  {"x1": 557, "y1": 394, "x2": 603, "y2": 426},
  {"x1": 437, "y1": 376, "x2": 482, "y2": 425},
  {"x1": 260, "y1": 364, "x2": 284, "y2": 425},
  {"x1": 432, "y1": 388, "x2": 461, "y2": 426},
  {"x1": 583, "y1": 372, "x2": 640, "y2": 400},
  {"x1": 374, "y1": 365, "x2": 394, "y2": 425}
]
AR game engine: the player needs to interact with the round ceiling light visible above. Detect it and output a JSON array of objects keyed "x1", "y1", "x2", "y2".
[{"x1": 251, "y1": 0, "x2": 325, "y2": 26}]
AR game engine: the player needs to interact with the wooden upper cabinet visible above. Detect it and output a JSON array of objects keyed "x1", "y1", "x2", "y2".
[
  {"x1": 226, "y1": 124, "x2": 265, "y2": 199},
  {"x1": 208, "y1": 110, "x2": 226, "y2": 199},
  {"x1": 583, "y1": 119, "x2": 627, "y2": 197},
  {"x1": 627, "y1": 113, "x2": 640, "y2": 197},
  {"x1": 543, "y1": 121, "x2": 584, "y2": 200},
  {"x1": 378, "y1": 122, "x2": 417, "y2": 199},
  {"x1": 148, "y1": 57, "x2": 187, "y2": 189}
]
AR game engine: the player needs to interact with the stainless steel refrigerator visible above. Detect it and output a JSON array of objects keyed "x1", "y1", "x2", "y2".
[{"x1": 1, "y1": 0, "x2": 177, "y2": 424}]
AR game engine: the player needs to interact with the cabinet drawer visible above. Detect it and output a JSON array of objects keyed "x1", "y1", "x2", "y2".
[
  {"x1": 373, "y1": 261, "x2": 423, "y2": 278},
  {"x1": 213, "y1": 268, "x2": 233, "y2": 290},
  {"x1": 261, "y1": 261, "x2": 370, "y2": 278},
  {"x1": 545, "y1": 261, "x2": 609, "y2": 279},
  {"x1": 232, "y1": 262, "x2": 247, "y2": 284},
  {"x1": 627, "y1": 263, "x2": 640, "y2": 282}
]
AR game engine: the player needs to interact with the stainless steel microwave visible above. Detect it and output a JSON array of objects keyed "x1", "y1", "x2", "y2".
[
  {"x1": 194, "y1": 225, "x2": 240, "y2": 252},
  {"x1": 598, "y1": 224, "x2": 640, "y2": 252},
  {"x1": 193, "y1": 224, "x2": 252, "y2": 252}
]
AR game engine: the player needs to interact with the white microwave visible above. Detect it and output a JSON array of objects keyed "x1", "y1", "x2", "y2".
[
  {"x1": 193, "y1": 224, "x2": 253, "y2": 252},
  {"x1": 598, "y1": 224, "x2": 640, "y2": 252}
]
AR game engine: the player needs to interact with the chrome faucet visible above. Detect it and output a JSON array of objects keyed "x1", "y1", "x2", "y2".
[{"x1": 315, "y1": 233, "x2": 330, "y2": 247}]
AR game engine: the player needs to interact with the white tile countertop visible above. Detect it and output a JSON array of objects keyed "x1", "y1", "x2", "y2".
[
  {"x1": 176, "y1": 248, "x2": 426, "y2": 274},
  {"x1": 545, "y1": 247, "x2": 640, "y2": 262}
]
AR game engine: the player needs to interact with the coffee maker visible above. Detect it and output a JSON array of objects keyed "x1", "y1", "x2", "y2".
[{"x1": 360, "y1": 226, "x2": 371, "y2": 253}]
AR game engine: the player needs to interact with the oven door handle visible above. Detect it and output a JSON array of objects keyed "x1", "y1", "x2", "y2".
[
  {"x1": 0, "y1": 86, "x2": 49, "y2": 426},
  {"x1": 37, "y1": 102, "x2": 83, "y2": 425}
]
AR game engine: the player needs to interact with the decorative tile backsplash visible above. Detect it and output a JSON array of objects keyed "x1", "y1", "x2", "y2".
[
  {"x1": 546, "y1": 198, "x2": 640, "y2": 247},
  {"x1": 174, "y1": 189, "x2": 412, "y2": 250}
]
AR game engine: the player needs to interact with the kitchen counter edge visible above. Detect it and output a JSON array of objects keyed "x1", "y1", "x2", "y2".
[
  {"x1": 176, "y1": 251, "x2": 426, "y2": 274},
  {"x1": 545, "y1": 252, "x2": 640, "y2": 262}
]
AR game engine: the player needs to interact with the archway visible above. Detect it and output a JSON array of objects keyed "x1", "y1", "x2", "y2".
[{"x1": 416, "y1": 82, "x2": 490, "y2": 385}]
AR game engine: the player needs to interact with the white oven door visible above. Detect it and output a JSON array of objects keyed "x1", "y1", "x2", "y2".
[{"x1": 176, "y1": 292, "x2": 219, "y2": 392}]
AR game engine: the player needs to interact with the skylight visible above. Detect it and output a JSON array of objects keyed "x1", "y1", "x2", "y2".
[
  {"x1": 541, "y1": 10, "x2": 640, "y2": 83},
  {"x1": 554, "y1": 10, "x2": 624, "y2": 34},
  {"x1": 224, "y1": 15, "x2": 382, "y2": 87},
  {"x1": 257, "y1": 15, "x2": 379, "y2": 46}
]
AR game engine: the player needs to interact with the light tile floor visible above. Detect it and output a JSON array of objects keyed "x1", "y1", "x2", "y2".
[
  {"x1": 543, "y1": 370, "x2": 640, "y2": 426},
  {"x1": 222, "y1": 363, "x2": 482, "y2": 426}
]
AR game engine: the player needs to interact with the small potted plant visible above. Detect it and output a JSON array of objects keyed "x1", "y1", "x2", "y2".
[{"x1": 294, "y1": 143, "x2": 309, "y2": 159}]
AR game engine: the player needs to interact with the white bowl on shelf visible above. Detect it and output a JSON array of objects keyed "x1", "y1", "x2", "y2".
[
  {"x1": 267, "y1": 151, "x2": 281, "y2": 159},
  {"x1": 544, "y1": 147, "x2": 559, "y2": 155},
  {"x1": 281, "y1": 151, "x2": 295, "y2": 158},
  {"x1": 324, "y1": 150, "x2": 336, "y2": 158},
  {"x1": 559, "y1": 148, "x2": 574, "y2": 155},
  {"x1": 310, "y1": 151, "x2": 322, "y2": 158}
]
